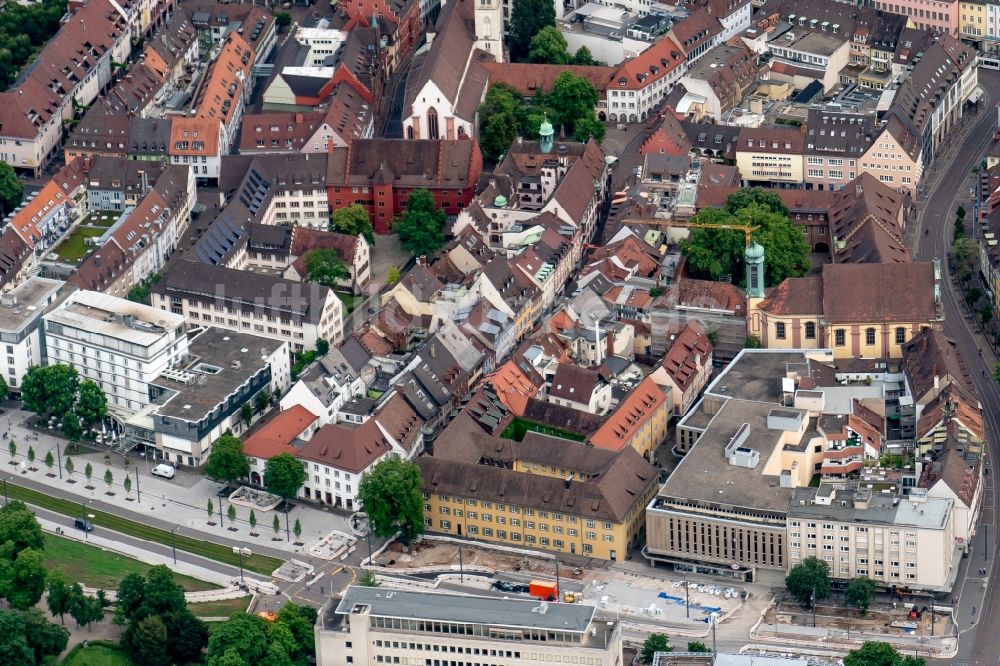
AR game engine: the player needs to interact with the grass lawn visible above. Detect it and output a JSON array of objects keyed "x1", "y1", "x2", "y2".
[
  {"x1": 87, "y1": 212, "x2": 118, "y2": 228},
  {"x1": 54, "y1": 227, "x2": 105, "y2": 262},
  {"x1": 62, "y1": 643, "x2": 132, "y2": 666},
  {"x1": 188, "y1": 595, "x2": 252, "y2": 619},
  {"x1": 44, "y1": 535, "x2": 219, "y2": 591},
  {"x1": 500, "y1": 416, "x2": 587, "y2": 443},
  {"x1": 336, "y1": 292, "x2": 363, "y2": 314},
  {"x1": 5, "y1": 481, "x2": 283, "y2": 575}
]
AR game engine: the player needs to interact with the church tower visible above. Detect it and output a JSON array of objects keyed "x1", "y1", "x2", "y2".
[
  {"x1": 745, "y1": 241, "x2": 765, "y2": 299},
  {"x1": 539, "y1": 116, "x2": 554, "y2": 154},
  {"x1": 474, "y1": 0, "x2": 505, "y2": 63}
]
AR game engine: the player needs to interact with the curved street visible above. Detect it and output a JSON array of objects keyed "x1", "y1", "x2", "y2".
[{"x1": 913, "y1": 70, "x2": 1000, "y2": 665}]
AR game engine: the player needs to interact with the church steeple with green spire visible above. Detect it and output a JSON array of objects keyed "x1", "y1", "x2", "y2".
[{"x1": 539, "y1": 116, "x2": 554, "y2": 154}]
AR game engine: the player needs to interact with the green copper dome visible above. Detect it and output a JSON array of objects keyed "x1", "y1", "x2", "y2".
[
  {"x1": 494, "y1": 195, "x2": 507, "y2": 207},
  {"x1": 745, "y1": 241, "x2": 764, "y2": 261}
]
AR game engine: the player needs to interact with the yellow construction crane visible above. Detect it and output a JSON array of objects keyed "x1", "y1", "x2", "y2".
[{"x1": 666, "y1": 220, "x2": 760, "y2": 247}]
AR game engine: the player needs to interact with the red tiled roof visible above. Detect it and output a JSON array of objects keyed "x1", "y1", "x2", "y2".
[
  {"x1": 244, "y1": 405, "x2": 318, "y2": 459},
  {"x1": 589, "y1": 376, "x2": 666, "y2": 451}
]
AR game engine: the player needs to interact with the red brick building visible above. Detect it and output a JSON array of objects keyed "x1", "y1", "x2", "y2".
[{"x1": 326, "y1": 139, "x2": 483, "y2": 234}]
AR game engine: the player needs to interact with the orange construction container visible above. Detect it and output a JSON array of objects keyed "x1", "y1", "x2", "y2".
[{"x1": 529, "y1": 580, "x2": 558, "y2": 601}]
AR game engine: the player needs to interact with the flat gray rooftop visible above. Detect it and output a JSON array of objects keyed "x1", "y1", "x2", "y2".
[
  {"x1": 788, "y1": 488, "x2": 952, "y2": 529},
  {"x1": 334, "y1": 586, "x2": 597, "y2": 633},
  {"x1": 0, "y1": 277, "x2": 61, "y2": 333},
  {"x1": 705, "y1": 350, "x2": 814, "y2": 403},
  {"x1": 659, "y1": 398, "x2": 806, "y2": 512},
  {"x1": 151, "y1": 327, "x2": 283, "y2": 421}
]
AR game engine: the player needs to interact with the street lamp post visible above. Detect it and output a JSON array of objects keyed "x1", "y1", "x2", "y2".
[
  {"x1": 81, "y1": 500, "x2": 88, "y2": 540},
  {"x1": 458, "y1": 544, "x2": 464, "y2": 584},
  {"x1": 170, "y1": 526, "x2": 178, "y2": 564},
  {"x1": 55, "y1": 443, "x2": 61, "y2": 480},
  {"x1": 684, "y1": 574, "x2": 690, "y2": 619},
  {"x1": 233, "y1": 546, "x2": 250, "y2": 583},
  {"x1": 365, "y1": 528, "x2": 372, "y2": 565},
  {"x1": 2, "y1": 478, "x2": 7, "y2": 506},
  {"x1": 710, "y1": 612, "x2": 717, "y2": 654}
]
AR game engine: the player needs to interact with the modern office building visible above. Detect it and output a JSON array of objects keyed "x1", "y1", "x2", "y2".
[
  {"x1": 43, "y1": 291, "x2": 188, "y2": 418},
  {"x1": 0, "y1": 277, "x2": 63, "y2": 393},
  {"x1": 315, "y1": 586, "x2": 623, "y2": 666},
  {"x1": 124, "y1": 327, "x2": 291, "y2": 467}
]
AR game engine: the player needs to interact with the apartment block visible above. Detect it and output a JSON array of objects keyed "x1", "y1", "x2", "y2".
[
  {"x1": 315, "y1": 587, "x2": 623, "y2": 666},
  {"x1": 787, "y1": 485, "x2": 959, "y2": 592}
]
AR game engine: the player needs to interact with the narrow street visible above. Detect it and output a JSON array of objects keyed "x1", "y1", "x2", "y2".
[{"x1": 911, "y1": 70, "x2": 1000, "y2": 665}]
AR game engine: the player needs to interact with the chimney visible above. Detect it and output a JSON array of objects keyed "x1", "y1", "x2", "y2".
[{"x1": 606, "y1": 327, "x2": 615, "y2": 358}]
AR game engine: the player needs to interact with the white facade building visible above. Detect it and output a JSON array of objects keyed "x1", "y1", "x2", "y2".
[
  {"x1": 43, "y1": 291, "x2": 188, "y2": 417},
  {"x1": 0, "y1": 277, "x2": 62, "y2": 394},
  {"x1": 316, "y1": 587, "x2": 623, "y2": 666},
  {"x1": 787, "y1": 485, "x2": 960, "y2": 592}
]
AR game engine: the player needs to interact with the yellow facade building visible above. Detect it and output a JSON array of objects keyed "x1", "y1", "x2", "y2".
[
  {"x1": 749, "y1": 262, "x2": 942, "y2": 359},
  {"x1": 961, "y1": 0, "x2": 987, "y2": 42},
  {"x1": 417, "y1": 413, "x2": 659, "y2": 561}
]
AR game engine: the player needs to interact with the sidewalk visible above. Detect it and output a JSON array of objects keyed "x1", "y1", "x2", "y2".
[{"x1": 0, "y1": 407, "x2": 351, "y2": 557}]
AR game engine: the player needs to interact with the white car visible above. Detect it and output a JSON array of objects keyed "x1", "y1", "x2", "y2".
[{"x1": 151, "y1": 464, "x2": 176, "y2": 479}]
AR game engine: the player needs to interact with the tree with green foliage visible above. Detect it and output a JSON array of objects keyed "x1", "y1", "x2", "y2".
[
  {"x1": 276, "y1": 603, "x2": 318, "y2": 661},
  {"x1": 249, "y1": 509, "x2": 258, "y2": 535},
  {"x1": 330, "y1": 204, "x2": 375, "y2": 244},
  {"x1": 61, "y1": 411, "x2": 82, "y2": 441},
  {"x1": 548, "y1": 71, "x2": 600, "y2": 138},
  {"x1": 104, "y1": 468, "x2": 114, "y2": 494},
  {"x1": 67, "y1": 582, "x2": 103, "y2": 629},
  {"x1": 265, "y1": 453, "x2": 306, "y2": 502},
  {"x1": 529, "y1": 26, "x2": 571, "y2": 64},
  {"x1": 573, "y1": 45, "x2": 598, "y2": 65},
  {"x1": 981, "y1": 304, "x2": 994, "y2": 326},
  {"x1": 508, "y1": 0, "x2": 556, "y2": 61},
  {"x1": 641, "y1": 634, "x2": 671, "y2": 663},
  {"x1": 75, "y1": 380, "x2": 107, "y2": 428},
  {"x1": 951, "y1": 236, "x2": 979, "y2": 283},
  {"x1": 254, "y1": 390, "x2": 270, "y2": 415},
  {"x1": 20, "y1": 608, "x2": 70, "y2": 665},
  {"x1": 572, "y1": 114, "x2": 605, "y2": 143},
  {"x1": 687, "y1": 641, "x2": 711, "y2": 653},
  {"x1": 227, "y1": 504, "x2": 237, "y2": 529},
  {"x1": 359, "y1": 570, "x2": 380, "y2": 587},
  {"x1": 241, "y1": 402, "x2": 253, "y2": 429},
  {"x1": 478, "y1": 84, "x2": 523, "y2": 162},
  {"x1": 47, "y1": 571, "x2": 71, "y2": 624},
  {"x1": 26, "y1": 446, "x2": 34, "y2": 470},
  {"x1": 0, "y1": 500, "x2": 44, "y2": 554},
  {"x1": 207, "y1": 498, "x2": 215, "y2": 524},
  {"x1": 844, "y1": 641, "x2": 925, "y2": 666},
  {"x1": 725, "y1": 188, "x2": 790, "y2": 216},
  {"x1": 115, "y1": 566, "x2": 186, "y2": 625},
  {"x1": 206, "y1": 612, "x2": 271, "y2": 666},
  {"x1": 162, "y1": 610, "x2": 209, "y2": 664},
  {"x1": 316, "y1": 338, "x2": 330, "y2": 357},
  {"x1": 683, "y1": 196, "x2": 810, "y2": 287},
  {"x1": 0, "y1": 547, "x2": 46, "y2": 610},
  {"x1": 358, "y1": 457, "x2": 425, "y2": 542},
  {"x1": 43, "y1": 450, "x2": 54, "y2": 475},
  {"x1": 387, "y1": 265, "x2": 401, "y2": 286},
  {"x1": 0, "y1": 607, "x2": 69, "y2": 666},
  {"x1": 6, "y1": 439, "x2": 13, "y2": 463},
  {"x1": 0, "y1": 609, "x2": 33, "y2": 664},
  {"x1": 0, "y1": 163, "x2": 23, "y2": 217},
  {"x1": 84, "y1": 462, "x2": 93, "y2": 488},
  {"x1": 0, "y1": 376, "x2": 8, "y2": 401},
  {"x1": 304, "y1": 248, "x2": 351, "y2": 289},
  {"x1": 395, "y1": 188, "x2": 447, "y2": 257},
  {"x1": 205, "y1": 434, "x2": 250, "y2": 484},
  {"x1": 64, "y1": 456, "x2": 74, "y2": 481},
  {"x1": 274, "y1": 11, "x2": 292, "y2": 28},
  {"x1": 785, "y1": 556, "x2": 831, "y2": 608},
  {"x1": 272, "y1": 513, "x2": 281, "y2": 539},
  {"x1": 845, "y1": 576, "x2": 876, "y2": 615},
  {"x1": 123, "y1": 474, "x2": 132, "y2": 500},
  {"x1": 293, "y1": 517, "x2": 302, "y2": 542},
  {"x1": 20, "y1": 364, "x2": 79, "y2": 417},
  {"x1": 123, "y1": 615, "x2": 170, "y2": 666}
]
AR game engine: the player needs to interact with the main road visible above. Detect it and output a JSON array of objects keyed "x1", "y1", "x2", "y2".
[{"x1": 913, "y1": 69, "x2": 1000, "y2": 665}]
